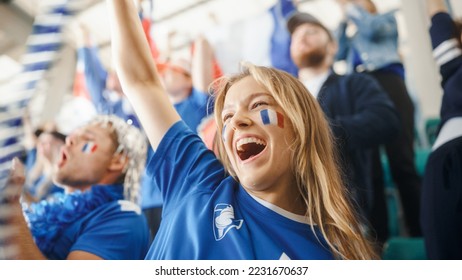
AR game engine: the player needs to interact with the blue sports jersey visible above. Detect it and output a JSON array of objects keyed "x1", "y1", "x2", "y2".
[
  {"x1": 145, "y1": 121, "x2": 334, "y2": 260},
  {"x1": 142, "y1": 87, "x2": 211, "y2": 209},
  {"x1": 45, "y1": 188, "x2": 150, "y2": 260},
  {"x1": 140, "y1": 147, "x2": 162, "y2": 209}
]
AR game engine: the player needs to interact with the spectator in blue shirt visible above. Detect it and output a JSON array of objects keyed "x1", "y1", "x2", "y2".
[{"x1": 0, "y1": 115, "x2": 149, "y2": 260}]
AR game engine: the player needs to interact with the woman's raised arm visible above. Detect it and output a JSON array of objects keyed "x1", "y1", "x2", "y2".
[{"x1": 106, "y1": 0, "x2": 180, "y2": 149}]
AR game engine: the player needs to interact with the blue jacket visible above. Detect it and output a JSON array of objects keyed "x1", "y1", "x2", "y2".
[
  {"x1": 336, "y1": 5, "x2": 401, "y2": 73},
  {"x1": 317, "y1": 71, "x2": 400, "y2": 217}
]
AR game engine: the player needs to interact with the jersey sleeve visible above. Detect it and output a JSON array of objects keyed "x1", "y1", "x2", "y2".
[
  {"x1": 430, "y1": 12, "x2": 462, "y2": 85},
  {"x1": 429, "y1": 12, "x2": 462, "y2": 124},
  {"x1": 146, "y1": 121, "x2": 226, "y2": 214}
]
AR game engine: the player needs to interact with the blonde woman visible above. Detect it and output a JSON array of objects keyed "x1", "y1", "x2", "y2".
[{"x1": 107, "y1": 0, "x2": 377, "y2": 259}]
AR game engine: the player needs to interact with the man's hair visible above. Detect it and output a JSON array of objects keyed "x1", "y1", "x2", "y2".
[
  {"x1": 286, "y1": 11, "x2": 334, "y2": 41},
  {"x1": 90, "y1": 115, "x2": 147, "y2": 204}
]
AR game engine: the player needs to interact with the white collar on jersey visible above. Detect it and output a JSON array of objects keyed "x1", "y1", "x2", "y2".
[{"x1": 247, "y1": 193, "x2": 311, "y2": 224}]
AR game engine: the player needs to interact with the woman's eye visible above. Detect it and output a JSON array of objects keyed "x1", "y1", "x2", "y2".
[{"x1": 252, "y1": 101, "x2": 268, "y2": 109}]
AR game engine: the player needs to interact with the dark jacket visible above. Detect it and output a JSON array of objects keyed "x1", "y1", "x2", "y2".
[
  {"x1": 317, "y1": 71, "x2": 400, "y2": 218},
  {"x1": 429, "y1": 12, "x2": 462, "y2": 126}
]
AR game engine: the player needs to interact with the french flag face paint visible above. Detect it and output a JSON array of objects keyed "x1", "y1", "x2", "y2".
[
  {"x1": 82, "y1": 141, "x2": 98, "y2": 154},
  {"x1": 260, "y1": 109, "x2": 284, "y2": 128}
]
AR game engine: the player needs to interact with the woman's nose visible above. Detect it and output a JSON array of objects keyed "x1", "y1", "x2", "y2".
[{"x1": 230, "y1": 111, "x2": 252, "y2": 130}]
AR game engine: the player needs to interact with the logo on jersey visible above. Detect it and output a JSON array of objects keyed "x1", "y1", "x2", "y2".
[
  {"x1": 279, "y1": 252, "x2": 291, "y2": 260},
  {"x1": 213, "y1": 204, "x2": 243, "y2": 241}
]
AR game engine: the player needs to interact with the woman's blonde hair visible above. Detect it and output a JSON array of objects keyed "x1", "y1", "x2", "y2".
[{"x1": 212, "y1": 63, "x2": 378, "y2": 260}]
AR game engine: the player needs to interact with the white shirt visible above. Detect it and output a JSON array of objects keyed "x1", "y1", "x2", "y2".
[{"x1": 301, "y1": 71, "x2": 329, "y2": 98}]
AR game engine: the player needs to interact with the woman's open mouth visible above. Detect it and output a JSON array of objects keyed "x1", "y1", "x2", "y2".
[{"x1": 236, "y1": 137, "x2": 266, "y2": 161}]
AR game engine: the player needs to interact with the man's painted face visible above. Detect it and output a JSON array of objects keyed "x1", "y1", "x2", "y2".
[{"x1": 53, "y1": 123, "x2": 117, "y2": 188}]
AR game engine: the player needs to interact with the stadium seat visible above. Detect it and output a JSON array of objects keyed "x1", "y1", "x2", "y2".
[
  {"x1": 425, "y1": 118, "x2": 440, "y2": 147},
  {"x1": 382, "y1": 237, "x2": 427, "y2": 260},
  {"x1": 414, "y1": 148, "x2": 431, "y2": 176}
]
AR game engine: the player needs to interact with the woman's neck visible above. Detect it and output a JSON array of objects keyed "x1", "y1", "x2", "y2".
[{"x1": 245, "y1": 182, "x2": 306, "y2": 215}]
